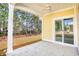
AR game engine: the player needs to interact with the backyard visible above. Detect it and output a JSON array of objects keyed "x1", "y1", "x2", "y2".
[{"x1": 0, "y1": 3, "x2": 41, "y2": 56}]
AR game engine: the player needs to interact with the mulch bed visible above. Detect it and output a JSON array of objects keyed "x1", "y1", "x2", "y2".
[
  {"x1": 0, "y1": 34, "x2": 38, "y2": 41},
  {"x1": 0, "y1": 34, "x2": 41, "y2": 56},
  {"x1": 0, "y1": 36, "x2": 6, "y2": 41}
]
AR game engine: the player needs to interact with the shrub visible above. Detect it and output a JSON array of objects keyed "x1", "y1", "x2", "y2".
[
  {"x1": 0, "y1": 32, "x2": 4, "y2": 37},
  {"x1": 20, "y1": 30, "x2": 26, "y2": 35}
]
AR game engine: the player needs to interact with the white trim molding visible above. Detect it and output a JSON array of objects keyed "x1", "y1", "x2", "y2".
[{"x1": 43, "y1": 6, "x2": 74, "y2": 17}]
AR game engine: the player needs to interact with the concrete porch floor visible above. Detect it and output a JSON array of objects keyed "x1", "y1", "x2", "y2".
[{"x1": 7, "y1": 41, "x2": 79, "y2": 56}]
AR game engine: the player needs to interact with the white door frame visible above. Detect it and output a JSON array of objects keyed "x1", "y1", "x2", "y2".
[{"x1": 52, "y1": 15, "x2": 77, "y2": 47}]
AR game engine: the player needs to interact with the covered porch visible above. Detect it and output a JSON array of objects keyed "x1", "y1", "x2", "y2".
[
  {"x1": 7, "y1": 41, "x2": 78, "y2": 56},
  {"x1": 1, "y1": 3, "x2": 79, "y2": 56}
]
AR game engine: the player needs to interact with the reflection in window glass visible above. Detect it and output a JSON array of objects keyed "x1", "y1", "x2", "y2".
[
  {"x1": 64, "y1": 18, "x2": 74, "y2": 44},
  {"x1": 55, "y1": 20, "x2": 62, "y2": 42}
]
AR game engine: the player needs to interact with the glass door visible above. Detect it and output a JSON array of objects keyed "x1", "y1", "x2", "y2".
[
  {"x1": 55, "y1": 20, "x2": 63, "y2": 42},
  {"x1": 64, "y1": 18, "x2": 74, "y2": 44},
  {"x1": 55, "y1": 18, "x2": 74, "y2": 44}
]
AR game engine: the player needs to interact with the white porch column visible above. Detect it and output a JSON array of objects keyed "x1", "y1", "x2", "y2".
[
  {"x1": 74, "y1": 4, "x2": 79, "y2": 54},
  {"x1": 74, "y1": 4, "x2": 78, "y2": 47},
  {"x1": 7, "y1": 3, "x2": 14, "y2": 54}
]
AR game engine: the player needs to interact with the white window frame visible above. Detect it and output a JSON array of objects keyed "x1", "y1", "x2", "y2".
[{"x1": 52, "y1": 15, "x2": 78, "y2": 47}]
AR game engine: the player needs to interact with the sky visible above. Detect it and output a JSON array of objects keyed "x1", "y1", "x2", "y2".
[{"x1": 64, "y1": 18, "x2": 73, "y2": 25}]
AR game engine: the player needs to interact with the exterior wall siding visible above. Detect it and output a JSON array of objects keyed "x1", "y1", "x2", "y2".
[{"x1": 42, "y1": 8, "x2": 74, "y2": 41}]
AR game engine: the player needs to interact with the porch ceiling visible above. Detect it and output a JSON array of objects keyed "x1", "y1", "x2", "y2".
[{"x1": 15, "y1": 3, "x2": 75, "y2": 16}]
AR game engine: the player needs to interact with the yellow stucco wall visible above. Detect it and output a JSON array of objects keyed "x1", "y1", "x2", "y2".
[{"x1": 42, "y1": 8, "x2": 75, "y2": 40}]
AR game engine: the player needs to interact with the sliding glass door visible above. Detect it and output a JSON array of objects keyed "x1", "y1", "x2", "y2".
[
  {"x1": 55, "y1": 20, "x2": 62, "y2": 42},
  {"x1": 55, "y1": 18, "x2": 74, "y2": 44},
  {"x1": 64, "y1": 18, "x2": 74, "y2": 44}
]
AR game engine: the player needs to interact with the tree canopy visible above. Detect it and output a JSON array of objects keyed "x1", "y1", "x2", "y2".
[
  {"x1": 0, "y1": 3, "x2": 41, "y2": 36},
  {"x1": 0, "y1": 3, "x2": 8, "y2": 36},
  {"x1": 14, "y1": 9, "x2": 41, "y2": 35}
]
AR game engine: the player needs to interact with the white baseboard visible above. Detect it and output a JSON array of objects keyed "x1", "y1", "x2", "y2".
[{"x1": 42, "y1": 39, "x2": 52, "y2": 41}]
